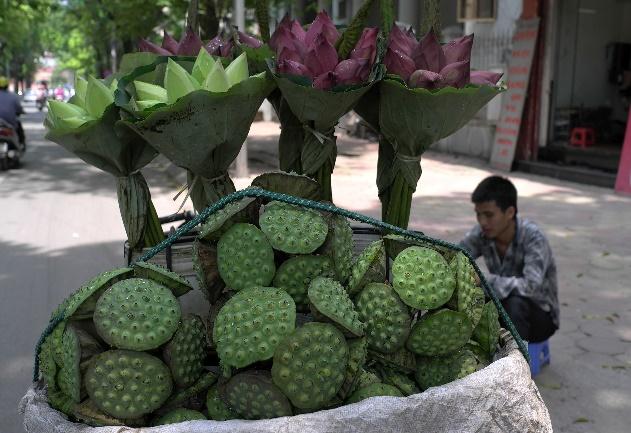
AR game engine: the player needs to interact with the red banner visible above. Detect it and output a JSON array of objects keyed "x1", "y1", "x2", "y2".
[{"x1": 615, "y1": 109, "x2": 631, "y2": 195}]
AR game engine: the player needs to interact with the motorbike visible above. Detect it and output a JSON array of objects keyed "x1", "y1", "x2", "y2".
[
  {"x1": 0, "y1": 118, "x2": 25, "y2": 170},
  {"x1": 35, "y1": 88, "x2": 48, "y2": 111}
]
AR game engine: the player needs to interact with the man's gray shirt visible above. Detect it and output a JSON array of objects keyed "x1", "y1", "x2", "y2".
[
  {"x1": 459, "y1": 217, "x2": 559, "y2": 329},
  {"x1": 0, "y1": 90, "x2": 24, "y2": 128}
]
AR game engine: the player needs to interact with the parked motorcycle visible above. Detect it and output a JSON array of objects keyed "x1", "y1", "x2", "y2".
[{"x1": 0, "y1": 118, "x2": 25, "y2": 170}]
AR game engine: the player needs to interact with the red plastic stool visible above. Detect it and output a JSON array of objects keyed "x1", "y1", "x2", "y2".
[{"x1": 569, "y1": 127, "x2": 595, "y2": 148}]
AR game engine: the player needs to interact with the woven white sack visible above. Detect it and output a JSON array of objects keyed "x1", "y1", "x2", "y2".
[{"x1": 20, "y1": 334, "x2": 552, "y2": 433}]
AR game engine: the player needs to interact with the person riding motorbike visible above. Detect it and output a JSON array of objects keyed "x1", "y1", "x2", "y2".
[{"x1": 0, "y1": 75, "x2": 26, "y2": 146}]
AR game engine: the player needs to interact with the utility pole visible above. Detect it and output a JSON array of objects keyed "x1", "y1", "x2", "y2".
[{"x1": 233, "y1": 0, "x2": 249, "y2": 178}]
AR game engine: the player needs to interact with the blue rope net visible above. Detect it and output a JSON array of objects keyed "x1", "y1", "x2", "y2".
[{"x1": 34, "y1": 187, "x2": 529, "y2": 382}]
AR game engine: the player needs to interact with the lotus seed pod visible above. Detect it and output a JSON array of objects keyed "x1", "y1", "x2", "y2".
[
  {"x1": 133, "y1": 261, "x2": 193, "y2": 297},
  {"x1": 154, "y1": 408, "x2": 207, "y2": 425},
  {"x1": 308, "y1": 277, "x2": 365, "y2": 337},
  {"x1": 338, "y1": 337, "x2": 368, "y2": 400},
  {"x1": 72, "y1": 399, "x2": 140, "y2": 427},
  {"x1": 93, "y1": 278, "x2": 181, "y2": 351},
  {"x1": 47, "y1": 388, "x2": 76, "y2": 416},
  {"x1": 466, "y1": 340, "x2": 491, "y2": 365},
  {"x1": 472, "y1": 301, "x2": 501, "y2": 359},
  {"x1": 192, "y1": 239, "x2": 225, "y2": 303},
  {"x1": 220, "y1": 371, "x2": 293, "y2": 419},
  {"x1": 251, "y1": 171, "x2": 323, "y2": 201},
  {"x1": 273, "y1": 255, "x2": 334, "y2": 307},
  {"x1": 384, "y1": 234, "x2": 454, "y2": 262},
  {"x1": 319, "y1": 214, "x2": 354, "y2": 284},
  {"x1": 346, "y1": 383, "x2": 403, "y2": 404},
  {"x1": 272, "y1": 322, "x2": 348, "y2": 410},
  {"x1": 259, "y1": 201, "x2": 328, "y2": 254},
  {"x1": 217, "y1": 223, "x2": 276, "y2": 291},
  {"x1": 378, "y1": 367, "x2": 420, "y2": 396},
  {"x1": 392, "y1": 246, "x2": 456, "y2": 310},
  {"x1": 85, "y1": 350, "x2": 173, "y2": 419},
  {"x1": 206, "y1": 385, "x2": 238, "y2": 421},
  {"x1": 207, "y1": 293, "x2": 233, "y2": 348},
  {"x1": 214, "y1": 287, "x2": 296, "y2": 369},
  {"x1": 355, "y1": 368, "x2": 382, "y2": 390},
  {"x1": 198, "y1": 197, "x2": 256, "y2": 241},
  {"x1": 57, "y1": 324, "x2": 82, "y2": 403},
  {"x1": 163, "y1": 315, "x2": 208, "y2": 388},
  {"x1": 39, "y1": 335, "x2": 57, "y2": 391},
  {"x1": 161, "y1": 371, "x2": 218, "y2": 412},
  {"x1": 347, "y1": 240, "x2": 386, "y2": 296},
  {"x1": 56, "y1": 267, "x2": 134, "y2": 320},
  {"x1": 356, "y1": 283, "x2": 411, "y2": 353},
  {"x1": 447, "y1": 252, "x2": 485, "y2": 327},
  {"x1": 368, "y1": 346, "x2": 417, "y2": 374},
  {"x1": 50, "y1": 322, "x2": 67, "y2": 369},
  {"x1": 415, "y1": 349, "x2": 478, "y2": 390},
  {"x1": 407, "y1": 309, "x2": 473, "y2": 356}
]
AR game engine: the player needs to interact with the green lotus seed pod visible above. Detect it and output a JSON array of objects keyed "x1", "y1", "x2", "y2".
[
  {"x1": 39, "y1": 335, "x2": 57, "y2": 391},
  {"x1": 93, "y1": 278, "x2": 181, "y2": 351},
  {"x1": 272, "y1": 322, "x2": 348, "y2": 410},
  {"x1": 206, "y1": 385, "x2": 238, "y2": 421},
  {"x1": 259, "y1": 201, "x2": 328, "y2": 254},
  {"x1": 251, "y1": 171, "x2": 323, "y2": 201},
  {"x1": 57, "y1": 324, "x2": 82, "y2": 403},
  {"x1": 472, "y1": 301, "x2": 501, "y2": 359},
  {"x1": 198, "y1": 197, "x2": 256, "y2": 241},
  {"x1": 346, "y1": 383, "x2": 403, "y2": 404},
  {"x1": 163, "y1": 315, "x2": 208, "y2": 388},
  {"x1": 347, "y1": 240, "x2": 386, "y2": 295},
  {"x1": 220, "y1": 371, "x2": 293, "y2": 419},
  {"x1": 217, "y1": 223, "x2": 276, "y2": 291},
  {"x1": 308, "y1": 276, "x2": 365, "y2": 337},
  {"x1": 161, "y1": 371, "x2": 218, "y2": 412},
  {"x1": 392, "y1": 246, "x2": 456, "y2": 310},
  {"x1": 378, "y1": 367, "x2": 420, "y2": 396},
  {"x1": 355, "y1": 368, "x2": 382, "y2": 391},
  {"x1": 192, "y1": 239, "x2": 225, "y2": 303},
  {"x1": 407, "y1": 309, "x2": 473, "y2": 356},
  {"x1": 214, "y1": 287, "x2": 296, "y2": 369},
  {"x1": 447, "y1": 252, "x2": 485, "y2": 327},
  {"x1": 72, "y1": 399, "x2": 143, "y2": 427},
  {"x1": 368, "y1": 347, "x2": 417, "y2": 375},
  {"x1": 154, "y1": 408, "x2": 207, "y2": 425},
  {"x1": 319, "y1": 214, "x2": 354, "y2": 284},
  {"x1": 415, "y1": 349, "x2": 478, "y2": 390},
  {"x1": 356, "y1": 283, "x2": 411, "y2": 353},
  {"x1": 85, "y1": 350, "x2": 173, "y2": 419},
  {"x1": 133, "y1": 261, "x2": 193, "y2": 297},
  {"x1": 338, "y1": 337, "x2": 368, "y2": 400},
  {"x1": 273, "y1": 255, "x2": 334, "y2": 307}
]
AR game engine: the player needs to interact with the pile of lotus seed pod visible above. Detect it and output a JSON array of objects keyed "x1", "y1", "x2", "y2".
[{"x1": 39, "y1": 174, "x2": 502, "y2": 426}]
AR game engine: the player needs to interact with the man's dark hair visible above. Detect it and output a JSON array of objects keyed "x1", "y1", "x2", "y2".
[{"x1": 471, "y1": 175, "x2": 518, "y2": 215}]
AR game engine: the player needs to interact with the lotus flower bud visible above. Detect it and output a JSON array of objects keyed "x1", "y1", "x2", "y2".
[
  {"x1": 350, "y1": 28, "x2": 378, "y2": 65},
  {"x1": 439, "y1": 60, "x2": 470, "y2": 88},
  {"x1": 334, "y1": 59, "x2": 365, "y2": 86},
  {"x1": 238, "y1": 31, "x2": 263, "y2": 48},
  {"x1": 164, "y1": 58, "x2": 201, "y2": 103},
  {"x1": 220, "y1": 40, "x2": 234, "y2": 57},
  {"x1": 305, "y1": 11, "x2": 339, "y2": 48},
  {"x1": 205, "y1": 36, "x2": 223, "y2": 56},
  {"x1": 85, "y1": 76, "x2": 114, "y2": 119},
  {"x1": 134, "y1": 80, "x2": 168, "y2": 103},
  {"x1": 408, "y1": 69, "x2": 443, "y2": 89},
  {"x1": 304, "y1": 33, "x2": 338, "y2": 78},
  {"x1": 443, "y1": 34, "x2": 474, "y2": 64},
  {"x1": 47, "y1": 100, "x2": 92, "y2": 129},
  {"x1": 278, "y1": 45, "x2": 303, "y2": 64},
  {"x1": 269, "y1": 14, "x2": 293, "y2": 51},
  {"x1": 138, "y1": 39, "x2": 171, "y2": 55},
  {"x1": 224, "y1": 52, "x2": 249, "y2": 87},
  {"x1": 470, "y1": 70, "x2": 503, "y2": 86},
  {"x1": 413, "y1": 31, "x2": 445, "y2": 73},
  {"x1": 202, "y1": 60, "x2": 230, "y2": 92},
  {"x1": 74, "y1": 76, "x2": 88, "y2": 108},
  {"x1": 291, "y1": 20, "x2": 307, "y2": 42},
  {"x1": 388, "y1": 24, "x2": 417, "y2": 57},
  {"x1": 384, "y1": 48, "x2": 416, "y2": 82},
  {"x1": 162, "y1": 30, "x2": 180, "y2": 54},
  {"x1": 192, "y1": 47, "x2": 216, "y2": 83},
  {"x1": 177, "y1": 26, "x2": 203, "y2": 55},
  {"x1": 313, "y1": 71, "x2": 335, "y2": 90},
  {"x1": 277, "y1": 59, "x2": 311, "y2": 78}
]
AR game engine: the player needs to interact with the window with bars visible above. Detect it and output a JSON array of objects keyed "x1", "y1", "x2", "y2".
[{"x1": 457, "y1": 0, "x2": 497, "y2": 22}]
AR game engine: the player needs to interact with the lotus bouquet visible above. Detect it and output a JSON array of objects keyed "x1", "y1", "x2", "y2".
[
  {"x1": 268, "y1": 9, "x2": 381, "y2": 201},
  {"x1": 45, "y1": 76, "x2": 164, "y2": 250},
  {"x1": 120, "y1": 49, "x2": 274, "y2": 211},
  {"x1": 358, "y1": 26, "x2": 503, "y2": 229}
]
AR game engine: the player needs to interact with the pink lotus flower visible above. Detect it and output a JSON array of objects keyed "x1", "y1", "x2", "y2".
[
  {"x1": 139, "y1": 28, "x2": 262, "y2": 57},
  {"x1": 270, "y1": 11, "x2": 377, "y2": 90},
  {"x1": 385, "y1": 27, "x2": 502, "y2": 89}
]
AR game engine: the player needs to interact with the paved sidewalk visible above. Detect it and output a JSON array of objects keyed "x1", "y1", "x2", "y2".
[{"x1": 238, "y1": 121, "x2": 631, "y2": 433}]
